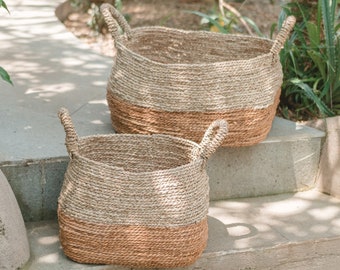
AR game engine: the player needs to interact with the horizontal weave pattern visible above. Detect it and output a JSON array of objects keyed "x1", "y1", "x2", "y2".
[
  {"x1": 58, "y1": 209, "x2": 208, "y2": 268},
  {"x1": 59, "y1": 141, "x2": 209, "y2": 226},
  {"x1": 109, "y1": 29, "x2": 283, "y2": 112},
  {"x1": 100, "y1": 3, "x2": 295, "y2": 148},
  {"x1": 107, "y1": 88, "x2": 280, "y2": 147},
  {"x1": 57, "y1": 108, "x2": 227, "y2": 268}
]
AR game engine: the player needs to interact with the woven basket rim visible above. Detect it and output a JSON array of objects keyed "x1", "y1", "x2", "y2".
[
  {"x1": 73, "y1": 133, "x2": 204, "y2": 176},
  {"x1": 116, "y1": 26, "x2": 277, "y2": 68}
]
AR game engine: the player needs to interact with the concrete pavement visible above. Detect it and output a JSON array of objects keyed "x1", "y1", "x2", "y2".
[
  {"x1": 0, "y1": 0, "x2": 113, "y2": 163},
  {"x1": 24, "y1": 190, "x2": 340, "y2": 270}
]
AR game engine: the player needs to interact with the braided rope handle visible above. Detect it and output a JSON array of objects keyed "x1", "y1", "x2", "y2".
[
  {"x1": 58, "y1": 108, "x2": 79, "y2": 158},
  {"x1": 199, "y1": 119, "x2": 228, "y2": 160},
  {"x1": 270, "y1": 15, "x2": 296, "y2": 56},
  {"x1": 100, "y1": 3, "x2": 132, "y2": 42}
]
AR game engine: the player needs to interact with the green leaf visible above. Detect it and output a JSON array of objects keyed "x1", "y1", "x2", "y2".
[
  {"x1": 321, "y1": 0, "x2": 336, "y2": 74},
  {"x1": 242, "y1": 16, "x2": 264, "y2": 37},
  {"x1": 306, "y1": 22, "x2": 320, "y2": 47},
  {"x1": 186, "y1": 11, "x2": 228, "y2": 33},
  {"x1": 114, "y1": 0, "x2": 122, "y2": 11},
  {"x1": 289, "y1": 50, "x2": 298, "y2": 76},
  {"x1": 307, "y1": 50, "x2": 326, "y2": 80},
  {"x1": 291, "y1": 78, "x2": 335, "y2": 116},
  {"x1": 0, "y1": 66, "x2": 13, "y2": 85},
  {"x1": 317, "y1": 0, "x2": 323, "y2": 31},
  {"x1": 335, "y1": 36, "x2": 340, "y2": 90},
  {"x1": 270, "y1": 23, "x2": 277, "y2": 40},
  {"x1": 0, "y1": 0, "x2": 10, "y2": 14},
  {"x1": 335, "y1": 22, "x2": 340, "y2": 32},
  {"x1": 332, "y1": 91, "x2": 340, "y2": 103},
  {"x1": 277, "y1": 10, "x2": 288, "y2": 31}
]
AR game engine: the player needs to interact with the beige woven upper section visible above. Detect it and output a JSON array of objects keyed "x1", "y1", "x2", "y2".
[
  {"x1": 59, "y1": 135, "x2": 209, "y2": 227},
  {"x1": 107, "y1": 27, "x2": 283, "y2": 112}
]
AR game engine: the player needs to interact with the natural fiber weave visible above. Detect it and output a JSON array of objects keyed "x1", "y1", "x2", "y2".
[
  {"x1": 100, "y1": 4, "x2": 296, "y2": 147},
  {"x1": 58, "y1": 209, "x2": 208, "y2": 268},
  {"x1": 107, "y1": 87, "x2": 281, "y2": 147},
  {"x1": 57, "y1": 108, "x2": 228, "y2": 268}
]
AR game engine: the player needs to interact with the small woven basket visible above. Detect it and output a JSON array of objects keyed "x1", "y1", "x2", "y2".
[
  {"x1": 57, "y1": 108, "x2": 228, "y2": 268},
  {"x1": 100, "y1": 4, "x2": 295, "y2": 147}
]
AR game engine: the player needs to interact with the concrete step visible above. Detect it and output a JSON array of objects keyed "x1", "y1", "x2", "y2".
[
  {"x1": 0, "y1": 117, "x2": 325, "y2": 222},
  {"x1": 207, "y1": 117, "x2": 325, "y2": 200},
  {"x1": 22, "y1": 190, "x2": 340, "y2": 270}
]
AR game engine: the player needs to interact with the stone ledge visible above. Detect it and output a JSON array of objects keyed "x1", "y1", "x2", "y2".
[
  {"x1": 1, "y1": 116, "x2": 325, "y2": 222},
  {"x1": 208, "y1": 117, "x2": 325, "y2": 200}
]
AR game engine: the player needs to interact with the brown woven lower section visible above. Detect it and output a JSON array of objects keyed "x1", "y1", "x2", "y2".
[
  {"x1": 58, "y1": 208, "x2": 208, "y2": 268},
  {"x1": 107, "y1": 89, "x2": 281, "y2": 147}
]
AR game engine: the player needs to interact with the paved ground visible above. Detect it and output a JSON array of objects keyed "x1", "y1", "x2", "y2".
[
  {"x1": 0, "y1": 0, "x2": 113, "y2": 163},
  {"x1": 24, "y1": 190, "x2": 340, "y2": 270}
]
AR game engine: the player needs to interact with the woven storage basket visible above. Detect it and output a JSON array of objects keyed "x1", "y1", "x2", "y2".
[
  {"x1": 57, "y1": 108, "x2": 228, "y2": 268},
  {"x1": 100, "y1": 3, "x2": 296, "y2": 147}
]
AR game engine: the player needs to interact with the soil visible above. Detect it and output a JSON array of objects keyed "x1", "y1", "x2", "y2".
[{"x1": 63, "y1": 0, "x2": 283, "y2": 57}]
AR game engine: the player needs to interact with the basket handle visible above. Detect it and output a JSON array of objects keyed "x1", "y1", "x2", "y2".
[
  {"x1": 199, "y1": 119, "x2": 228, "y2": 160},
  {"x1": 58, "y1": 108, "x2": 79, "y2": 158},
  {"x1": 100, "y1": 3, "x2": 132, "y2": 42},
  {"x1": 270, "y1": 15, "x2": 296, "y2": 56}
]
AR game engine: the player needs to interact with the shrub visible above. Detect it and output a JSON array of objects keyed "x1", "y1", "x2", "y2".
[
  {"x1": 70, "y1": 0, "x2": 125, "y2": 33},
  {"x1": 189, "y1": 0, "x2": 262, "y2": 36},
  {"x1": 277, "y1": 0, "x2": 340, "y2": 120},
  {"x1": 192, "y1": 0, "x2": 340, "y2": 120}
]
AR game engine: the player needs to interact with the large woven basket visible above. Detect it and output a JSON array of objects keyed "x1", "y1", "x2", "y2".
[
  {"x1": 57, "y1": 108, "x2": 228, "y2": 268},
  {"x1": 101, "y1": 4, "x2": 295, "y2": 147}
]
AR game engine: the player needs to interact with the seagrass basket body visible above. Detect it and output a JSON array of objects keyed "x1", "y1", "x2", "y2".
[
  {"x1": 57, "y1": 108, "x2": 228, "y2": 268},
  {"x1": 101, "y1": 3, "x2": 295, "y2": 147}
]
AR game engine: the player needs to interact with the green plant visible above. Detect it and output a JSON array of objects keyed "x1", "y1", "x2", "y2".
[
  {"x1": 189, "y1": 0, "x2": 263, "y2": 36},
  {"x1": 0, "y1": 0, "x2": 13, "y2": 85},
  {"x1": 277, "y1": 0, "x2": 340, "y2": 120},
  {"x1": 70, "y1": 0, "x2": 126, "y2": 33}
]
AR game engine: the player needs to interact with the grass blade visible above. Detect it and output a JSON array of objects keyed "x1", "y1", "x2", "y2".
[
  {"x1": 321, "y1": 0, "x2": 336, "y2": 99},
  {"x1": 291, "y1": 78, "x2": 335, "y2": 116}
]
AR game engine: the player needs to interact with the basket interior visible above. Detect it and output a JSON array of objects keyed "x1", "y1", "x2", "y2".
[
  {"x1": 124, "y1": 28, "x2": 273, "y2": 64},
  {"x1": 77, "y1": 135, "x2": 200, "y2": 173}
]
